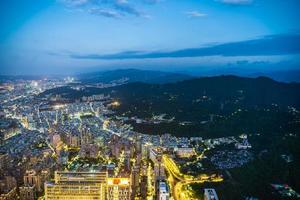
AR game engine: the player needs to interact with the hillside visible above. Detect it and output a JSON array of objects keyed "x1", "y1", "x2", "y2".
[{"x1": 40, "y1": 75, "x2": 300, "y2": 138}]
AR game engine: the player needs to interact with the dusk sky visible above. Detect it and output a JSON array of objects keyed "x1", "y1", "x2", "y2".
[{"x1": 0, "y1": 0, "x2": 300, "y2": 75}]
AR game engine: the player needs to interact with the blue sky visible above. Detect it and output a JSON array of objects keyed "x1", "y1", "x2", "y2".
[{"x1": 0, "y1": 0, "x2": 299, "y2": 75}]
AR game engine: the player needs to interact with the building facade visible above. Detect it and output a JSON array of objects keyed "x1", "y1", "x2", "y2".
[
  {"x1": 45, "y1": 171, "x2": 107, "y2": 200},
  {"x1": 107, "y1": 178, "x2": 131, "y2": 200}
]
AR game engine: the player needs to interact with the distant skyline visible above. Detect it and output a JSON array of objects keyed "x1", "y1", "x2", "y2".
[{"x1": 0, "y1": 0, "x2": 300, "y2": 75}]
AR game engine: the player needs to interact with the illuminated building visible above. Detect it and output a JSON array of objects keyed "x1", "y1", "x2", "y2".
[
  {"x1": 111, "y1": 101, "x2": 120, "y2": 107},
  {"x1": 174, "y1": 145, "x2": 196, "y2": 158},
  {"x1": 156, "y1": 181, "x2": 169, "y2": 200},
  {"x1": 107, "y1": 178, "x2": 131, "y2": 200},
  {"x1": 24, "y1": 170, "x2": 42, "y2": 192},
  {"x1": 204, "y1": 188, "x2": 219, "y2": 200},
  {"x1": 19, "y1": 185, "x2": 36, "y2": 200},
  {"x1": 45, "y1": 171, "x2": 107, "y2": 200},
  {"x1": 80, "y1": 125, "x2": 92, "y2": 145}
]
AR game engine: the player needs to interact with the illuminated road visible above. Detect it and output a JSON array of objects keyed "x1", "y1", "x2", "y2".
[{"x1": 162, "y1": 155, "x2": 223, "y2": 200}]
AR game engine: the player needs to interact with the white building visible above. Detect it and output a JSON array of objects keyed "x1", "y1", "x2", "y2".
[
  {"x1": 204, "y1": 188, "x2": 219, "y2": 200},
  {"x1": 157, "y1": 181, "x2": 169, "y2": 200}
]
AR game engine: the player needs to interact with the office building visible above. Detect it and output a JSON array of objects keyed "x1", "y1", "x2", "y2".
[{"x1": 45, "y1": 171, "x2": 107, "y2": 200}]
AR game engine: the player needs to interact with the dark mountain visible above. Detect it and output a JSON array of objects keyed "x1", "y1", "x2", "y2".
[
  {"x1": 77, "y1": 69, "x2": 194, "y2": 84},
  {"x1": 110, "y1": 76, "x2": 300, "y2": 137},
  {"x1": 41, "y1": 75, "x2": 300, "y2": 110},
  {"x1": 249, "y1": 70, "x2": 300, "y2": 83},
  {"x1": 112, "y1": 75, "x2": 300, "y2": 107},
  {"x1": 40, "y1": 75, "x2": 300, "y2": 138}
]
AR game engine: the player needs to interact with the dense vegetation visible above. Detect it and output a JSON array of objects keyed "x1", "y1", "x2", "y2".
[
  {"x1": 110, "y1": 76, "x2": 300, "y2": 137},
  {"x1": 189, "y1": 134, "x2": 300, "y2": 200}
]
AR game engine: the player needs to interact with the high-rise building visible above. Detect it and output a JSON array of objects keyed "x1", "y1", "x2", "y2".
[
  {"x1": 24, "y1": 170, "x2": 42, "y2": 192},
  {"x1": 80, "y1": 126, "x2": 92, "y2": 146},
  {"x1": 131, "y1": 165, "x2": 140, "y2": 198},
  {"x1": 124, "y1": 151, "x2": 131, "y2": 172},
  {"x1": 45, "y1": 171, "x2": 107, "y2": 200},
  {"x1": 107, "y1": 178, "x2": 131, "y2": 200},
  {"x1": 204, "y1": 188, "x2": 219, "y2": 200}
]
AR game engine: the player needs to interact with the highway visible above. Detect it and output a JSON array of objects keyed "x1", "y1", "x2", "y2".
[{"x1": 162, "y1": 154, "x2": 223, "y2": 200}]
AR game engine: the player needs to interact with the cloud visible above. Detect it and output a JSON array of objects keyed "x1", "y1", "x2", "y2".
[
  {"x1": 58, "y1": 0, "x2": 90, "y2": 7},
  {"x1": 185, "y1": 11, "x2": 207, "y2": 18},
  {"x1": 88, "y1": 8, "x2": 121, "y2": 18},
  {"x1": 58, "y1": 0, "x2": 152, "y2": 18},
  {"x1": 217, "y1": 0, "x2": 253, "y2": 5},
  {"x1": 144, "y1": 0, "x2": 161, "y2": 4},
  {"x1": 114, "y1": 0, "x2": 143, "y2": 17},
  {"x1": 69, "y1": 34, "x2": 300, "y2": 60}
]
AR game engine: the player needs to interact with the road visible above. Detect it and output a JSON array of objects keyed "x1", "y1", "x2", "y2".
[{"x1": 162, "y1": 155, "x2": 223, "y2": 200}]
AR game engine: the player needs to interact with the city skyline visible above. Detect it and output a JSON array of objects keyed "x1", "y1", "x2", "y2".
[
  {"x1": 0, "y1": 1, "x2": 300, "y2": 200},
  {"x1": 1, "y1": 0, "x2": 300, "y2": 75}
]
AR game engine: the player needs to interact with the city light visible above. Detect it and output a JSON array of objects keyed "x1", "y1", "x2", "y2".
[{"x1": 111, "y1": 101, "x2": 120, "y2": 107}]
